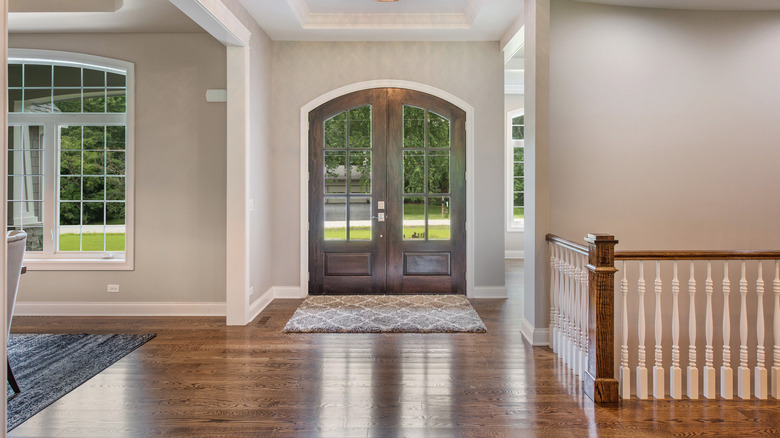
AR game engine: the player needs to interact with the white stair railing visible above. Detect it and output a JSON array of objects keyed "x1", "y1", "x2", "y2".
[{"x1": 614, "y1": 253, "x2": 780, "y2": 401}]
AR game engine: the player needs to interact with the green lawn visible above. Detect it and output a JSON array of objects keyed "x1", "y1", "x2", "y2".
[
  {"x1": 403, "y1": 202, "x2": 449, "y2": 220},
  {"x1": 513, "y1": 207, "x2": 525, "y2": 220},
  {"x1": 59, "y1": 233, "x2": 125, "y2": 251},
  {"x1": 325, "y1": 226, "x2": 450, "y2": 240}
]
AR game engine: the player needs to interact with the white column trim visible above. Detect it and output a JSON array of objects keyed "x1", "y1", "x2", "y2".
[
  {"x1": 169, "y1": 0, "x2": 250, "y2": 47},
  {"x1": 299, "y1": 80, "x2": 476, "y2": 298}
]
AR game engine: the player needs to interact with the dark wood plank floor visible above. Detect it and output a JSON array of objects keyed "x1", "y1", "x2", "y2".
[{"x1": 8, "y1": 260, "x2": 780, "y2": 437}]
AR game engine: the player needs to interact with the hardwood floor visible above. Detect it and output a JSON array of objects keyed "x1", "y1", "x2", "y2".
[{"x1": 8, "y1": 260, "x2": 780, "y2": 437}]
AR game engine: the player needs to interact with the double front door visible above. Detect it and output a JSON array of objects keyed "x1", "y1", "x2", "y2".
[{"x1": 308, "y1": 88, "x2": 465, "y2": 294}]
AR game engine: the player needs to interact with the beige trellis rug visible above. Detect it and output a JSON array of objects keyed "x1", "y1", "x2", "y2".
[{"x1": 282, "y1": 295, "x2": 487, "y2": 333}]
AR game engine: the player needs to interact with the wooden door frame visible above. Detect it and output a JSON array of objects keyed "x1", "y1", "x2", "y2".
[{"x1": 298, "y1": 80, "x2": 476, "y2": 298}]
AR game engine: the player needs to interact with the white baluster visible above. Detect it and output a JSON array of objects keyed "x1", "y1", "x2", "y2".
[
  {"x1": 619, "y1": 260, "x2": 630, "y2": 399},
  {"x1": 571, "y1": 259, "x2": 582, "y2": 374},
  {"x1": 555, "y1": 246, "x2": 563, "y2": 354},
  {"x1": 549, "y1": 244, "x2": 557, "y2": 351},
  {"x1": 653, "y1": 261, "x2": 665, "y2": 399},
  {"x1": 772, "y1": 260, "x2": 780, "y2": 399},
  {"x1": 721, "y1": 261, "x2": 733, "y2": 399},
  {"x1": 636, "y1": 261, "x2": 648, "y2": 399},
  {"x1": 555, "y1": 248, "x2": 566, "y2": 357},
  {"x1": 687, "y1": 260, "x2": 699, "y2": 399},
  {"x1": 703, "y1": 261, "x2": 716, "y2": 399},
  {"x1": 562, "y1": 250, "x2": 571, "y2": 366},
  {"x1": 737, "y1": 261, "x2": 750, "y2": 399},
  {"x1": 557, "y1": 249, "x2": 565, "y2": 358},
  {"x1": 755, "y1": 261, "x2": 767, "y2": 399},
  {"x1": 579, "y1": 253, "x2": 588, "y2": 380},
  {"x1": 670, "y1": 261, "x2": 682, "y2": 399}
]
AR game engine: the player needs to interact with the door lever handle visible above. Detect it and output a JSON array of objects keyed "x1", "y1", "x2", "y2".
[{"x1": 371, "y1": 213, "x2": 386, "y2": 222}]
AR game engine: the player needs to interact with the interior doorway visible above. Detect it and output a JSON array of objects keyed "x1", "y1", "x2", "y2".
[{"x1": 308, "y1": 88, "x2": 466, "y2": 295}]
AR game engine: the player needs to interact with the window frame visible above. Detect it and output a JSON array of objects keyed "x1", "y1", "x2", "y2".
[
  {"x1": 506, "y1": 109, "x2": 524, "y2": 232},
  {"x1": 7, "y1": 49, "x2": 134, "y2": 270}
]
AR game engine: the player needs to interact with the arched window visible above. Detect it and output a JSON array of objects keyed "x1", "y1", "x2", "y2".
[
  {"x1": 7, "y1": 49, "x2": 134, "y2": 270},
  {"x1": 506, "y1": 110, "x2": 524, "y2": 230}
]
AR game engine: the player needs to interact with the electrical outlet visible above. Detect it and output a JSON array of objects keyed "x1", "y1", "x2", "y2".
[{"x1": 107, "y1": 284, "x2": 120, "y2": 293}]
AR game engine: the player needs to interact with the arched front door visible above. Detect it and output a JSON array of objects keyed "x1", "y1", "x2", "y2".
[{"x1": 308, "y1": 88, "x2": 466, "y2": 294}]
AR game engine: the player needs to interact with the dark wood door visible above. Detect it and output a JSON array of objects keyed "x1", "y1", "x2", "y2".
[{"x1": 309, "y1": 88, "x2": 466, "y2": 294}]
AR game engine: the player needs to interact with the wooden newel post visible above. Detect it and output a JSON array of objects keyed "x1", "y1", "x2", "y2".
[{"x1": 583, "y1": 233, "x2": 619, "y2": 403}]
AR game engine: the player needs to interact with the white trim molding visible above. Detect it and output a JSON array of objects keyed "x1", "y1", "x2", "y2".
[
  {"x1": 247, "y1": 287, "x2": 274, "y2": 323},
  {"x1": 273, "y1": 286, "x2": 305, "y2": 299},
  {"x1": 505, "y1": 250, "x2": 525, "y2": 259},
  {"x1": 14, "y1": 301, "x2": 226, "y2": 317},
  {"x1": 472, "y1": 286, "x2": 507, "y2": 299},
  {"x1": 169, "y1": 0, "x2": 250, "y2": 47},
  {"x1": 284, "y1": 0, "x2": 485, "y2": 30},
  {"x1": 299, "y1": 80, "x2": 476, "y2": 298},
  {"x1": 521, "y1": 317, "x2": 550, "y2": 346}
]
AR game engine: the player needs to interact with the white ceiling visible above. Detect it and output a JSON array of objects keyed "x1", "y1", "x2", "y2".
[
  {"x1": 239, "y1": 0, "x2": 525, "y2": 41},
  {"x1": 8, "y1": 0, "x2": 202, "y2": 33},
  {"x1": 576, "y1": 0, "x2": 780, "y2": 10}
]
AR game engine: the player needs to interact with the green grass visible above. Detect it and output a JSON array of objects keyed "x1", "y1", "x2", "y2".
[
  {"x1": 325, "y1": 226, "x2": 450, "y2": 240},
  {"x1": 59, "y1": 233, "x2": 125, "y2": 251},
  {"x1": 513, "y1": 207, "x2": 525, "y2": 220},
  {"x1": 403, "y1": 203, "x2": 449, "y2": 220}
]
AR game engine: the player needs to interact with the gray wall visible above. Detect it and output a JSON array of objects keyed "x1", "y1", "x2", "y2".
[
  {"x1": 10, "y1": 33, "x2": 228, "y2": 303},
  {"x1": 549, "y1": 1, "x2": 780, "y2": 251},
  {"x1": 270, "y1": 41, "x2": 506, "y2": 289}
]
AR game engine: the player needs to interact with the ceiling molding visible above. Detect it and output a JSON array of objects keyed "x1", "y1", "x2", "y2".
[
  {"x1": 9, "y1": 0, "x2": 123, "y2": 13},
  {"x1": 574, "y1": 0, "x2": 780, "y2": 10},
  {"x1": 285, "y1": 0, "x2": 485, "y2": 30}
]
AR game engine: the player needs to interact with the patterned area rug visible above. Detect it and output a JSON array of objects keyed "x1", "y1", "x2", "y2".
[
  {"x1": 283, "y1": 295, "x2": 487, "y2": 333},
  {"x1": 6, "y1": 333, "x2": 155, "y2": 431}
]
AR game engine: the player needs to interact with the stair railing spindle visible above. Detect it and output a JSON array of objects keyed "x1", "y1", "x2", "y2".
[
  {"x1": 721, "y1": 261, "x2": 733, "y2": 399},
  {"x1": 636, "y1": 261, "x2": 648, "y2": 399},
  {"x1": 653, "y1": 261, "x2": 665, "y2": 399},
  {"x1": 670, "y1": 261, "x2": 682, "y2": 399},
  {"x1": 687, "y1": 260, "x2": 699, "y2": 399},
  {"x1": 772, "y1": 260, "x2": 780, "y2": 399},
  {"x1": 755, "y1": 261, "x2": 767, "y2": 399},
  {"x1": 549, "y1": 244, "x2": 558, "y2": 351},
  {"x1": 737, "y1": 261, "x2": 750, "y2": 399},
  {"x1": 619, "y1": 261, "x2": 630, "y2": 399},
  {"x1": 704, "y1": 261, "x2": 716, "y2": 399}
]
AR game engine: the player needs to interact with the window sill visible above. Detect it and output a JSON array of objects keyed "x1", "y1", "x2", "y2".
[
  {"x1": 23, "y1": 258, "x2": 134, "y2": 271},
  {"x1": 507, "y1": 221, "x2": 525, "y2": 233}
]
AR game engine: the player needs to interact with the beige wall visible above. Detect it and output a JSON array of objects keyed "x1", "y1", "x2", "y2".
[
  {"x1": 10, "y1": 33, "x2": 228, "y2": 303},
  {"x1": 549, "y1": 1, "x2": 780, "y2": 250},
  {"x1": 270, "y1": 41, "x2": 506, "y2": 289}
]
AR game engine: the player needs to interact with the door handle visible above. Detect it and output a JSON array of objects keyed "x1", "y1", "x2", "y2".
[{"x1": 371, "y1": 213, "x2": 386, "y2": 222}]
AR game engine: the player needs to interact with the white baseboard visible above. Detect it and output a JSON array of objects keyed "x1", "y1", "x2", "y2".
[
  {"x1": 273, "y1": 286, "x2": 306, "y2": 299},
  {"x1": 14, "y1": 301, "x2": 226, "y2": 317},
  {"x1": 520, "y1": 317, "x2": 550, "y2": 346},
  {"x1": 505, "y1": 250, "x2": 524, "y2": 259},
  {"x1": 247, "y1": 288, "x2": 274, "y2": 323},
  {"x1": 471, "y1": 286, "x2": 507, "y2": 299}
]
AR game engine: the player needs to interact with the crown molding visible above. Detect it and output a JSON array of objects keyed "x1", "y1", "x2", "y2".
[{"x1": 285, "y1": 0, "x2": 485, "y2": 30}]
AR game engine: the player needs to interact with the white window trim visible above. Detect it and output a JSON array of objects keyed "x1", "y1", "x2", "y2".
[
  {"x1": 7, "y1": 49, "x2": 134, "y2": 270},
  {"x1": 506, "y1": 108, "x2": 524, "y2": 232}
]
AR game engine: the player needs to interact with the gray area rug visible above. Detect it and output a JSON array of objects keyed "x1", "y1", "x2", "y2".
[
  {"x1": 283, "y1": 295, "x2": 487, "y2": 333},
  {"x1": 6, "y1": 333, "x2": 155, "y2": 431}
]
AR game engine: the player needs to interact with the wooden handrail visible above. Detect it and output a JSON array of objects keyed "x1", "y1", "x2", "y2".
[
  {"x1": 546, "y1": 233, "x2": 589, "y2": 256},
  {"x1": 615, "y1": 250, "x2": 780, "y2": 260}
]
